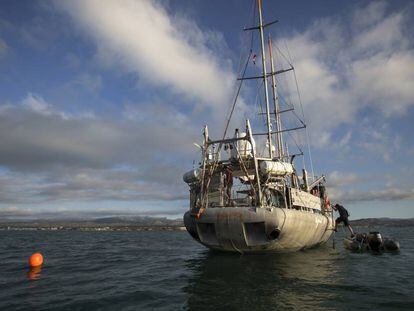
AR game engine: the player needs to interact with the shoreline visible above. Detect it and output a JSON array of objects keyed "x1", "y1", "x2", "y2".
[{"x1": 0, "y1": 225, "x2": 187, "y2": 232}]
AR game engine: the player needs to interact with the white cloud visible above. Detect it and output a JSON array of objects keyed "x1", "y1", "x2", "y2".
[
  {"x1": 352, "y1": 51, "x2": 414, "y2": 115},
  {"x1": 1, "y1": 1, "x2": 413, "y2": 211},
  {"x1": 332, "y1": 187, "x2": 414, "y2": 203},
  {"x1": 353, "y1": 12, "x2": 407, "y2": 53},
  {"x1": 0, "y1": 95, "x2": 195, "y2": 204},
  {"x1": 352, "y1": 1, "x2": 388, "y2": 28},
  {"x1": 0, "y1": 205, "x2": 185, "y2": 220},
  {"x1": 21, "y1": 93, "x2": 92, "y2": 120},
  {"x1": 22, "y1": 93, "x2": 52, "y2": 115},
  {"x1": 278, "y1": 2, "x2": 414, "y2": 148},
  {"x1": 328, "y1": 171, "x2": 363, "y2": 187},
  {"x1": 57, "y1": 0, "x2": 235, "y2": 112},
  {"x1": 1, "y1": 95, "x2": 196, "y2": 170}
]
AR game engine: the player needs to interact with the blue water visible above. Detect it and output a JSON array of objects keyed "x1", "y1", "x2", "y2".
[{"x1": 1, "y1": 226, "x2": 413, "y2": 310}]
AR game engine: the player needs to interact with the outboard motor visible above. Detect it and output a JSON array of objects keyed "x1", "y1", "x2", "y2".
[
  {"x1": 383, "y1": 238, "x2": 400, "y2": 251},
  {"x1": 368, "y1": 232, "x2": 383, "y2": 251}
]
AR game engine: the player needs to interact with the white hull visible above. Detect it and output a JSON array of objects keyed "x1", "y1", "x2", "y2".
[{"x1": 184, "y1": 207, "x2": 334, "y2": 253}]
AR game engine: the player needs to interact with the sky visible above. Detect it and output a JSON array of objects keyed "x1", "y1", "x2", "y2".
[{"x1": 0, "y1": 0, "x2": 413, "y2": 220}]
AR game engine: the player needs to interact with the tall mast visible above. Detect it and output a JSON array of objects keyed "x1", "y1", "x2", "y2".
[
  {"x1": 257, "y1": 0, "x2": 273, "y2": 159},
  {"x1": 268, "y1": 35, "x2": 284, "y2": 159}
]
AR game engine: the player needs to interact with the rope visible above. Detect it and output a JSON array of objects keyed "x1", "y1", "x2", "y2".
[
  {"x1": 292, "y1": 69, "x2": 315, "y2": 181},
  {"x1": 199, "y1": 2, "x2": 257, "y2": 211},
  {"x1": 283, "y1": 41, "x2": 315, "y2": 182}
]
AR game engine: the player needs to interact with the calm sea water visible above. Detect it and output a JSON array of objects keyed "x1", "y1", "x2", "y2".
[{"x1": 1, "y1": 226, "x2": 413, "y2": 310}]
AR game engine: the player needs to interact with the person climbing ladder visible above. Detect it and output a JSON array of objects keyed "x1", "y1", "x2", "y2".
[{"x1": 333, "y1": 203, "x2": 354, "y2": 236}]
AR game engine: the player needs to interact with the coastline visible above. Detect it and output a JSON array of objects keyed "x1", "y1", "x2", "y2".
[{"x1": 1, "y1": 217, "x2": 413, "y2": 232}]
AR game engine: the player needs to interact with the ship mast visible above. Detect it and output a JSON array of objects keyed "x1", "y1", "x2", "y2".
[
  {"x1": 257, "y1": 0, "x2": 273, "y2": 159},
  {"x1": 268, "y1": 36, "x2": 284, "y2": 159}
]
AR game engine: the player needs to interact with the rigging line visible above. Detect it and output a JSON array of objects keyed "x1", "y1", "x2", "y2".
[
  {"x1": 222, "y1": 0, "x2": 257, "y2": 143},
  {"x1": 293, "y1": 67, "x2": 315, "y2": 182},
  {"x1": 235, "y1": 142, "x2": 256, "y2": 196},
  {"x1": 251, "y1": 0, "x2": 257, "y2": 46},
  {"x1": 291, "y1": 109, "x2": 306, "y2": 126},
  {"x1": 199, "y1": 1, "x2": 258, "y2": 211},
  {"x1": 278, "y1": 94, "x2": 293, "y2": 110},
  {"x1": 202, "y1": 1, "x2": 257, "y2": 206},
  {"x1": 223, "y1": 49, "x2": 253, "y2": 142},
  {"x1": 277, "y1": 40, "x2": 294, "y2": 68},
  {"x1": 285, "y1": 130, "x2": 304, "y2": 155},
  {"x1": 256, "y1": 80, "x2": 267, "y2": 126},
  {"x1": 276, "y1": 40, "x2": 308, "y2": 176},
  {"x1": 222, "y1": 0, "x2": 256, "y2": 136},
  {"x1": 227, "y1": 23, "x2": 253, "y2": 119},
  {"x1": 201, "y1": 46, "x2": 254, "y2": 207},
  {"x1": 283, "y1": 40, "x2": 315, "y2": 181}
]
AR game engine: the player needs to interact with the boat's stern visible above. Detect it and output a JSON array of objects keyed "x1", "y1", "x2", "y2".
[
  {"x1": 184, "y1": 206, "x2": 332, "y2": 253},
  {"x1": 184, "y1": 207, "x2": 279, "y2": 252}
]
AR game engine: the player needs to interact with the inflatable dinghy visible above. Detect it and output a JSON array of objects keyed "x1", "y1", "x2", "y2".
[{"x1": 343, "y1": 232, "x2": 400, "y2": 252}]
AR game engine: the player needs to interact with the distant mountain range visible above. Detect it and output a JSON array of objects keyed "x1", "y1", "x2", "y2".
[
  {"x1": 350, "y1": 217, "x2": 414, "y2": 227},
  {"x1": 0, "y1": 216, "x2": 183, "y2": 228},
  {"x1": 1, "y1": 216, "x2": 413, "y2": 229}
]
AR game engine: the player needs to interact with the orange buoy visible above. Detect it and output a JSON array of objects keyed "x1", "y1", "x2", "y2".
[{"x1": 29, "y1": 252, "x2": 43, "y2": 267}]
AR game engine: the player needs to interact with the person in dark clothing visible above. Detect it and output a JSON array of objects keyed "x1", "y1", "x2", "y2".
[{"x1": 333, "y1": 203, "x2": 354, "y2": 235}]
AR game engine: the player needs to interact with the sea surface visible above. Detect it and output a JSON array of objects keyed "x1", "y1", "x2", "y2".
[{"x1": 1, "y1": 226, "x2": 413, "y2": 310}]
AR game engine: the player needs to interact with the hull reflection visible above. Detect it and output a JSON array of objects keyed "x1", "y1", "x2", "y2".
[{"x1": 184, "y1": 248, "x2": 341, "y2": 310}]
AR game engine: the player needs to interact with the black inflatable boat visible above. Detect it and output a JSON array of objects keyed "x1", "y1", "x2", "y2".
[{"x1": 343, "y1": 231, "x2": 400, "y2": 252}]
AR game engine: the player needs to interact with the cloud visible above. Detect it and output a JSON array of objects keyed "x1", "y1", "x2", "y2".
[
  {"x1": 352, "y1": 1, "x2": 388, "y2": 28},
  {"x1": 0, "y1": 94, "x2": 197, "y2": 204},
  {"x1": 352, "y1": 51, "x2": 414, "y2": 115},
  {"x1": 0, "y1": 94, "x2": 196, "y2": 170},
  {"x1": 0, "y1": 166, "x2": 188, "y2": 205},
  {"x1": 56, "y1": 0, "x2": 235, "y2": 113},
  {"x1": 353, "y1": 6, "x2": 407, "y2": 53},
  {"x1": 0, "y1": 206, "x2": 33, "y2": 217},
  {"x1": 278, "y1": 1, "x2": 414, "y2": 148},
  {"x1": 326, "y1": 169, "x2": 414, "y2": 204},
  {"x1": 0, "y1": 205, "x2": 186, "y2": 220},
  {"x1": 0, "y1": 0, "x2": 240, "y2": 209},
  {"x1": 37, "y1": 167, "x2": 188, "y2": 202},
  {"x1": 1, "y1": 0, "x2": 413, "y2": 214},
  {"x1": 22, "y1": 93, "x2": 56, "y2": 116},
  {"x1": 327, "y1": 171, "x2": 364, "y2": 187},
  {"x1": 331, "y1": 187, "x2": 414, "y2": 203}
]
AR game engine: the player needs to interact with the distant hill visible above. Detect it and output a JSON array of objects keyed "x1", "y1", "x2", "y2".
[
  {"x1": 351, "y1": 218, "x2": 414, "y2": 227},
  {"x1": 0, "y1": 216, "x2": 184, "y2": 229},
  {"x1": 89, "y1": 216, "x2": 183, "y2": 226},
  {"x1": 1, "y1": 216, "x2": 413, "y2": 230}
]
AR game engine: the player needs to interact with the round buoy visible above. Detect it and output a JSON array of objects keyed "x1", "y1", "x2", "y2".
[{"x1": 29, "y1": 252, "x2": 43, "y2": 267}]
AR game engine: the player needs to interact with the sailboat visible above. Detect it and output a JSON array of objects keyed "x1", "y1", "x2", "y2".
[{"x1": 183, "y1": 0, "x2": 334, "y2": 253}]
